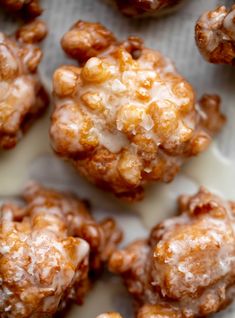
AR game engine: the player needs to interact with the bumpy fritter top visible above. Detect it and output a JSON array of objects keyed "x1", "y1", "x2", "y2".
[
  {"x1": 61, "y1": 21, "x2": 117, "y2": 65},
  {"x1": 0, "y1": 0, "x2": 42, "y2": 17},
  {"x1": 51, "y1": 21, "x2": 225, "y2": 200},
  {"x1": 96, "y1": 314, "x2": 123, "y2": 318},
  {"x1": 109, "y1": 0, "x2": 183, "y2": 18},
  {"x1": 0, "y1": 20, "x2": 49, "y2": 150},
  {"x1": 109, "y1": 188, "x2": 235, "y2": 317},
  {"x1": 0, "y1": 183, "x2": 122, "y2": 318},
  {"x1": 195, "y1": 5, "x2": 235, "y2": 65}
]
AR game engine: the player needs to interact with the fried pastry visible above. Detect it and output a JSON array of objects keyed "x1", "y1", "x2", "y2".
[
  {"x1": 195, "y1": 5, "x2": 235, "y2": 65},
  {"x1": 0, "y1": 20, "x2": 49, "y2": 150},
  {"x1": 109, "y1": 188, "x2": 235, "y2": 317},
  {"x1": 96, "y1": 314, "x2": 123, "y2": 318},
  {"x1": 0, "y1": 183, "x2": 122, "y2": 317},
  {"x1": 51, "y1": 21, "x2": 225, "y2": 200},
  {"x1": 108, "y1": 0, "x2": 183, "y2": 18},
  {"x1": 0, "y1": 0, "x2": 42, "y2": 18}
]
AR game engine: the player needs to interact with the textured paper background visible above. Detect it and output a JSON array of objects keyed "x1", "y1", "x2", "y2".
[{"x1": 0, "y1": 0, "x2": 235, "y2": 317}]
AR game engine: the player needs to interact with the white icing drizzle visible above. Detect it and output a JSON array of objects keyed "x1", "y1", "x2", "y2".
[{"x1": 223, "y1": 9, "x2": 235, "y2": 40}]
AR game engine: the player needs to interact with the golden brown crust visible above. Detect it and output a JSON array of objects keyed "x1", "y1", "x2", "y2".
[
  {"x1": 23, "y1": 183, "x2": 123, "y2": 275},
  {"x1": 51, "y1": 21, "x2": 225, "y2": 200},
  {"x1": 137, "y1": 304, "x2": 183, "y2": 318},
  {"x1": 96, "y1": 313, "x2": 123, "y2": 318},
  {"x1": 16, "y1": 19, "x2": 48, "y2": 44},
  {"x1": 109, "y1": 0, "x2": 183, "y2": 18},
  {"x1": 0, "y1": 20, "x2": 49, "y2": 150},
  {"x1": 61, "y1": 21, "x2": 117, "y2": 65},
  {"x1": 0, "y1": 183, "x2": 122, "y2": 317},
  {"x1": 0, "y1": 0, "x2": 42, "y2": 18},
  {"x1": 195, "y1": 5, "x2": 235, "y2": 65},
  {"x1": 109, "y1": 188, "x2": 235, "y2": 317}
]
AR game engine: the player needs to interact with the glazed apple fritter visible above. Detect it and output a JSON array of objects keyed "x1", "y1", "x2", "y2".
[
  {"x1": 108, "y1": 0, "x2": 183, "y2": 18},
  {"x1": 0, "y1": 20, "x2": 49, "y2": 150},
  {"x1": 195, "y1": 5, "x2": 235, "y2": 65},
  {"x1": 109, "y1": 188, "x2": 235, "y2": 317},
  {"x1": 51, "y1": 21, "x2": 225, "y2": 200},
  {"x1": 0, "y1": 0, "x2": 42, "y2": 18},
  {"x1": 0, "y1": 183, "x2": 122, "y2": 317}
]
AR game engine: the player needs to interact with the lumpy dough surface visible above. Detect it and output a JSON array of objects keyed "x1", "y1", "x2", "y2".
[
  {"x1": 96, "y1": 313, "x2": 123, "y2": 318},
  {"x1": 109, "y1": 0, "x2": 183, "y2": 18},
  {"x1": 0, "y1": 20, "x2": 49, "y2": 150},
  {"x1": 0, "y1": 0, "x2": 42, "y2": 17},
  {"x1": 51, "y1": 21, "x2": 225, "y2": 200},
  {"x1": 195, "y1": 5, "x2": 235, "y2": 65},
  {"x1": 0, "y1": 183, "x2": 122, "y2": 317},
  {"x1": 109, "y1": 188, "x2": 235, "y2": 317}
]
